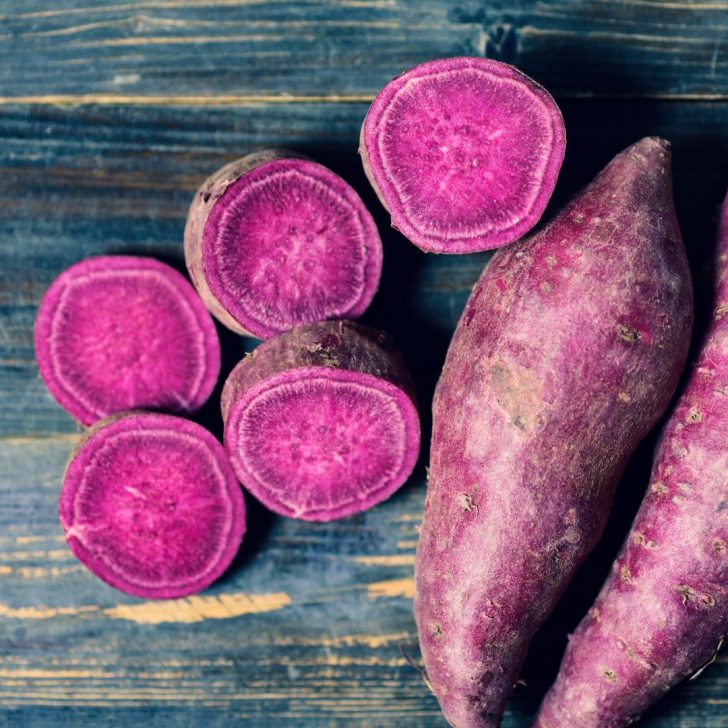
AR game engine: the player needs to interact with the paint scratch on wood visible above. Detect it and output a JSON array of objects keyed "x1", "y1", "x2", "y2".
[
  {"x1": 104, "y1": 591, "x2": 292, "y2": 624},
  {"x1": 0, "y1": 592, "x2": 292, "y2": 623},
  {"x1": 366, "y1": 578, "x2": 415, "y2": 599},
  {"x1": 0, "y1": 94, "x2": 375, "y2": 106},
  {"x1": 7, "y1": 0, "x2": 290, "y2": 22},
  {"x1": 0, "y1": 668, "x2": 106, "y2": 679},
  {"x1": 76, "y1": 33, "x2": 291, "y2": 47},
  {"x1": 0, "y1": 549, "x2": 71, "y2": 562},
  {"x1": 0, "y1": 603, "x2": 98, "y2": 619},
  {"x1": 0, "y1": 565, "x2": 81, "y2": 579},
  {"x1": 350, "y1": 555, "x2": 415, "y2": 566},
  {"x1": 391, "y1": 514, "x2": 422, "y2": 523},
  {"x1": 0, "y1": 434, "x2": 80, "y2": 445},
  {"x1": 307, "y1": 631, "x2": 412, "y2": 649},
  {"x1": 317, "y1": 654, "x2": 406, "y2": 667},
  {"x1": 13, "y1": 535, "x2": 66, "y2": 544}
]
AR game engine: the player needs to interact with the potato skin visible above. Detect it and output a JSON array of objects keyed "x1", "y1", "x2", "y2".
[
  {"x1": 183, "y1": 150, "x2": 295, "y2": 336},
  {"x1": 414, "y1": 138, "x2": 693, "y2": 727},
  {"x1": 220, "y1": 320, "x2": 421, "y2": 521},
  {"x1": 220, "y1": 319, "x2": 418, "y2": 423},
  {"x1": 535, "y1": 192, "x2": 728, "y2": 728}
]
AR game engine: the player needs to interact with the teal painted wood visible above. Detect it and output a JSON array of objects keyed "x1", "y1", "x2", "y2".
[
  {"x1": 2, "y1": 98, "x2": 727, "y2": 727},
  {"x1": 0, "y1": 1, "x2": 726, "y2": 100},
  {"x1": 1, "y1": 432, "x2": 728, "y2": 727},
  {"x1": 1, "y1": 0, "x2": 728, "y2": 725},
  {"x1": 2, "y1": 100, "x2": 727, "y2": 440}
]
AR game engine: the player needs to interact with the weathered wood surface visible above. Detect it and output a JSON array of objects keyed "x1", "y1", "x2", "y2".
[
  {"x1": 1, "y1": 0, "x2": 728, "y2": 726},
  {"x1": 0, "y1": 0, "x2": 727, "y2": 100}
]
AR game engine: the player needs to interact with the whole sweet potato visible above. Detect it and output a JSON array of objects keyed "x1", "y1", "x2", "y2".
[
  {"x1": 535, "y1": 190, "x2": 728, "y2": 727},
  {"x1": 414, "y1": 138, "x2": 693, "y2": 727}
]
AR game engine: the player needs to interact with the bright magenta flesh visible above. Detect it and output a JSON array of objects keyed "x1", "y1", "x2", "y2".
[
  {"x1": 381, "y1": 70, "x2": 553, "y2": 235},
  {"x1": 202, "y1": 159, "x2": 381, "y2": 338},
  {"x1": 59, "y1": 413, "x2": 245, "y2": 599},
  {"x1": 361, "y1": 57, "x2": 565, "y2": 253},
  {"x1": 226, "y1": 369, "x2": 418, "y2": 521},
  {"x1": 35, "y1": 256, "x2": 220, "y2": 425}
]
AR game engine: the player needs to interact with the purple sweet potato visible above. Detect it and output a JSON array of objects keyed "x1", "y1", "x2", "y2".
[
  {"x1": 360, "y1": 57, "x2": 566, "y2": 254},
  {"x1": 59, "y1": 412, "x2": 245, "y2": 599},
  {"x1": 414, "y1": 138, "x2": 693, "y2": 727},
  {"x1": 35, "y1": 255, "x2": 220, "y2": 426},
  {"x1": 184, "y1": 151, "x2": 383, "y2": 338},
  {"x1": 221, "y1": 320, "x2": 420, "y2": 521},
  {"x1": 535, "y1": 191, "x2": 728, "y2": 728}
]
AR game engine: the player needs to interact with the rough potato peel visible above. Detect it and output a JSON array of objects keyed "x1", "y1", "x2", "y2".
[
  {"x1": 535, "y1": 190, "x2": 728, "y2": 727},
  {"x1": 414, "y1": 138, "x2": 693, "y2": 727}
]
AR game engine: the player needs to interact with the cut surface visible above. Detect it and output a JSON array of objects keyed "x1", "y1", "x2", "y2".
[
  {"x1": 225, "y1": 367, "x2": 420, "y2": 521},
  {"x1": 59, "y1": 413, "x2": 245, "y2": 599},
  {"x1": 361, "y1": 57, "x2": 565, "y2": 253},
  {"x1": 202, "y1": 158, "x2": 382, "y2": 338},
  {"x1": 35, "y1": 256, "x2": 220, "y2": 425}
]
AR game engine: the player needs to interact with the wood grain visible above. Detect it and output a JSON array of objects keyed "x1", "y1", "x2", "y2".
[
  {"x1": 2, "y1": 98, "x2": 728, "y2": 726},
  {"x1": 0, "y1": 1, "x2": 726, "y2": 100},
  {"x1": 2, "y1": 1, "x2": 728, "y2": 725},
  {"x1": 2, "y1": 431, "x2": 728, "y2": 727}
]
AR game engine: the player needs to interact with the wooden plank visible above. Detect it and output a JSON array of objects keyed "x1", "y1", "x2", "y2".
[
  {"x1": 1, "y1": 433, "x2": 728, "y2": 727},
  {"x1": 1, "y1": 99, "x2": 726, "y2": 439},
  {"x1": 0, "y1": 436, "x2": 437, "y2": 727},
  {"x1": 0, "y1": 1, "x2": 726, "y2": 101},
  {"x1": 3, "y1": 2, "x2": 728, "y2": 726},
  {"x1": 0, "y1": 100, "x2": 727, "y2": 728}
]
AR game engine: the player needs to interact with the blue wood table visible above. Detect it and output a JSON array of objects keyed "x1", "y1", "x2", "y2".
[{"x1": 1, "y1": 2, "x2": 727, "y2": 725}]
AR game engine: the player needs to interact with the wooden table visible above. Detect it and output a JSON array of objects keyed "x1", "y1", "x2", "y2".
[{"x1": 1, "y1": 1, "x2": 727, "y2": 725}]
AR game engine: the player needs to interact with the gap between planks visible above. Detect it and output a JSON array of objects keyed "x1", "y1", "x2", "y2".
[{"x1": 1, "y1": 93, "x2": 728, "y2": 107}]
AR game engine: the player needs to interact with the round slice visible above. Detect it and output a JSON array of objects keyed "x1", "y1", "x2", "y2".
[
  {"x1": 184, "y1": 151, "x2": 383, "y2": 338},
  {"x1": 360, "y1": 56, "x2": 566, "y2": 253},
  {"x1": 59, "y1": 412, "x2": 246, "y2": 599},
  {"x1": 35, "y1": 256, "x2": 221, "y2": 426},
  {"x1": 221, "y1": 320, "x2": 420, "y2": 521}
]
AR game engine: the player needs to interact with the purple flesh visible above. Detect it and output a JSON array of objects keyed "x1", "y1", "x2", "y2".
[
  {"x1": 535, "y1": 191, "x2": 728, "y2": 728},
  {"x1": 185, "y1": 152, "x2": 383, "y2": 338},
  {"x1": 34, "y1": 256, "x2": 221, "y2": 426},
  {"x1": 360, "y1": 57, "x2": 565, "y2": 254},
  {"x1": 222, "y1": 320, "x2": 420, "y2": 521},
  {"x1": 414, "y1": 138, "x2": 693, "y2": 727},
  {"x1": 59, "y1": 412, "x2": 245, "y2": 599}
]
